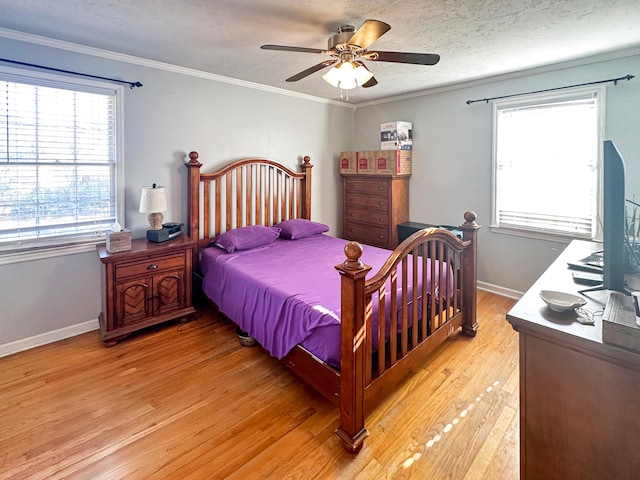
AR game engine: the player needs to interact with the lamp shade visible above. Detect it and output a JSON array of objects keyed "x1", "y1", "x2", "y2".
[
  {"x1": 322, "y1": 61, "x2": 374, "y2": 90},
  {"x1": 139, "y1": 184, "x2": 167, "y2": 214}
]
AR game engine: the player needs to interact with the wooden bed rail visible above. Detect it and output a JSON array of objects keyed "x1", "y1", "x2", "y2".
[{"x1": 335, "y1": 211, "x2": 479, "y2": 452}]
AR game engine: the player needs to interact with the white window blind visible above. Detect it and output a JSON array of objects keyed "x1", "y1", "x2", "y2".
[
  {"x1": 492, "y1": 86, "x2": 603, "y2": 239},
  {"x1": 0, "y1": 72, "x2": 120, "y2": 252}
]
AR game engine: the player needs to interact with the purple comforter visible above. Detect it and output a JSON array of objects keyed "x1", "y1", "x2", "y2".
[{"x1": 201, "y1": 234, "x2": 451, "y2": 368}]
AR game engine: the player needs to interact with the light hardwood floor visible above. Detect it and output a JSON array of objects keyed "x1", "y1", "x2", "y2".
[{"x1": 0, "y1": 291, "x2": 518, "y2": 479}]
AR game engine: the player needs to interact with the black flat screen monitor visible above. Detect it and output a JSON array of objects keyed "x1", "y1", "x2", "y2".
[{"x1": 602, "y1": 139, "x2": 626, "y2": 292}]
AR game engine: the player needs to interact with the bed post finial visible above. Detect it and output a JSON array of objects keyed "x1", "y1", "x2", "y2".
[
  {"x1": 301, "y1": 156, "x2": 313, "y2": 220},
  {"x1": 341, "y1": 241, "x2": 365, "y2": 270},
  {"x1": 186, "y1": 152, "x2": 203, "y2": 243},
  {"x1": 187, "y1": 151, "x2": 201, "y2": 167}
]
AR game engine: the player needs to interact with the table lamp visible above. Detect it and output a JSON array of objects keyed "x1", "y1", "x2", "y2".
[{"x1": 139, "y1": 183, "x2": 167, "y2": 231}]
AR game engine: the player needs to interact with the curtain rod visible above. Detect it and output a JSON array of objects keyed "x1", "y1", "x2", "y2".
[
  {"x1": 0, "y1": 57, "x2": 143, "y2": 89},
  {"x1": 466, "y1": 74, "x2": 634, "y2": 105}
]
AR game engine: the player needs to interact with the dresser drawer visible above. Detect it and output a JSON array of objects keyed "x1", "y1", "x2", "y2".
[
  {"x1": 344, "y1": 222, "x2": 389, "y2": 248},
  {"x1": 346, "y1": 194, "x2": 389, "y2": 211},
  {"x1": 344, "y1": 208, "x2": 390, "y2": 226},
  {"x1": 115, "y1": 253, "x2": 185, "y2": 280},
  {"x1": 345, "y1": 179, "x2": 390, "y2": 197}
]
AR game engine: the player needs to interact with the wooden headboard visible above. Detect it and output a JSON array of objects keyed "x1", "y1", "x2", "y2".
[{"x1": 186, "y1": 152, "x2": 313, "y2": 249}]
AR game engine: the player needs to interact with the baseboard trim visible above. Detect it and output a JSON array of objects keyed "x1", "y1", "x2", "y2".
[
  {"x1": 0, "y1": 281, "x2": 521, "y2": 358},
  {"x1": 478, "y1": 281, "x2": 523, "y2": 300},
  {"x1": 0, "y1": 319, "x2": 99, "y2": 358}
]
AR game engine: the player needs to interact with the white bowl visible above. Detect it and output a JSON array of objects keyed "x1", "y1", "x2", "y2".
[{"x1": 539, "y1": 290, "x2": 587, "y2": 312}]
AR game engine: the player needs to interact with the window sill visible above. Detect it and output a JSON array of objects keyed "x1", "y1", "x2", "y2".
[
  {"x1": 489, "y1": 224, "x2": 592, "y2": 244},
  {"x1": 0, "y1": 241, "x2": 103, "y2": 266}
]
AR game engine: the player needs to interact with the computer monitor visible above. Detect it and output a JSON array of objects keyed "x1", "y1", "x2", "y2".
[
  {"x1": 602, "y1": 140, "x2": 626, "y2": 292},
  {"x1": 578, "y1": 140, "x2": 626, "y2": 294}
]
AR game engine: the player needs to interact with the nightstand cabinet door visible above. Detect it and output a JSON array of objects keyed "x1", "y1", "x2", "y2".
[
  {"x1": 115, "y1": 279, "x2": 151, "y2": 325},
  {"x1": 97, "y1": 236, "x2": 196, "y2": 346},
  {"x1": 342, "y1": 175, "x2": 409, "y2": 249},
  {"x1": 154, "y1": 269, "x2": 187, "y2": 315}
]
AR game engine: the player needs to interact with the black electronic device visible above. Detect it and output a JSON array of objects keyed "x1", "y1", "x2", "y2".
[
  {"x1": 146, "y1": 222, "x2": 183, "y2": 243},
  {"x1": 578, "y1": 140, "x2": 627, "y2": 294}
]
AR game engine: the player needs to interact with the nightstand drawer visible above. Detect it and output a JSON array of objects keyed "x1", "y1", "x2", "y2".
[
  {"x1": 345, "y1": 179, "x2": 389, "y2": 196},
  {"x1": 115, "y1": 253, "x2": 185, "y2": 280}
]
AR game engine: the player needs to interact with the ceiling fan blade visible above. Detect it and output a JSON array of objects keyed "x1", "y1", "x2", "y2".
[
  {"x1": 347, "y1": 19, "x2": 391, "y2": 49},
  {"x1": 362, "y1": 76, "x2": 378, "y2": 88},
  {"x1": 286, "y1": 60, "x2": 336, "y2": 82},
  {"x1": 261, "y1": 44, "x2": 326, "y2": 54},
  {"x1": 366, "y1": 51, "x2": 440, "y2": 65}
]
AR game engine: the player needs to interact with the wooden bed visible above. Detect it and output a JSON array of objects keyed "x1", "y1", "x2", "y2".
[{"x1": 186, "y1": 151, "x2": 479, "y2": 453}]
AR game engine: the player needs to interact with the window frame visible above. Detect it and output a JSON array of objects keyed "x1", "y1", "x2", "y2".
[
  {"x1": 490, "y1": 84, "x2": 605, "y2": 242},
  {"x1": 0, "y1": 65, "x2": 125, "y2": 265}
]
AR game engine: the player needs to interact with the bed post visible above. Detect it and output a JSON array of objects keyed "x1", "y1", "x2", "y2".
[
  {"x1": 460, "y1": 211, "x2": 480, "y2": 336},
  {"x1": 186, "y1": 151, "x2": 203, "y2": 241},
  {"x1": 300, "y1": 156, "x2": 313, "y2": 220},
  {"x1": 335, "y1": 241, "x2": 371, "y2": 453}
]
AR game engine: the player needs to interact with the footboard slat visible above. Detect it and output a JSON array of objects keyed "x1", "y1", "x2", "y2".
[
  {"x1": 401, "y1": 256, "x2": 409, "y2": 357},
  {"x1": 412, "y1": 249, "x2": 419, "y2": 348},
  {"x1": 429, "y1": 240, "x2": 437, "y2": 332},
  {"x1": 389, "y1": 269, "x2": 398, "y2": 364},
  {"x1": 421, "y1": 252, "x2": 427, "y2": 338},
  {"x1": 377, "y1": 286, "x2": 386, "y2": 375}
]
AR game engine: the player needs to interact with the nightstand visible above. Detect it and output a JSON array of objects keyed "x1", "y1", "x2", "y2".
[{"x1": 96, "y1": 235, "x2": 196, "y2": 346}]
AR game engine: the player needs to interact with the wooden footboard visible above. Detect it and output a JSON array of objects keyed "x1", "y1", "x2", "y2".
[{"x1": 335, "y1": 212, "x2": 479, "y2": 452}]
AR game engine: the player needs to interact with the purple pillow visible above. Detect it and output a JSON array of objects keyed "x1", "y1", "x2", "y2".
[
  {"x1": 275, "y1": 219, "x2": 329, "y2": 240},
  {"x1": 212, "y1": 225, "x2": 280, "y2": 253}
]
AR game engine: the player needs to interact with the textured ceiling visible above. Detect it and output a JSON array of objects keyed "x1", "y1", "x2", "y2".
[{"x1": 0, "y1": 0, "x2": 639, "y2": 104}]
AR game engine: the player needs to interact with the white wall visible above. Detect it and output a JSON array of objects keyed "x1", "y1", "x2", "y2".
[
  {"x1": 0, "y1": 37, "x2": 354, "y2": 349},
  {"x1": 354, "y1": 51, "x2": 640, "y2": 295}
]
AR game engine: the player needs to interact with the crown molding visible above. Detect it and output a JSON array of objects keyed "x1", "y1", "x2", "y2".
[
  {"x1": 354, "y1": 45, "x2": 640, "y2": 108},
  {"x1": 0, "y1": 27, "x2": 353, "y2": 108}
]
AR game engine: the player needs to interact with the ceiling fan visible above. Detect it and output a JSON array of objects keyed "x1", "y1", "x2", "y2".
[{"x1": 261, "y1": 19, "x2": 440, "y2": 90}]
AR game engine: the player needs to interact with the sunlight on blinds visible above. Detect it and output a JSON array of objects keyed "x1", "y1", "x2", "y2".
[
  {"x1": 0, "y1": 79, "x2": 117, "y2": 247},
  {"x1": 494, "y1": 93, "x2": 599, "y2": 238}
]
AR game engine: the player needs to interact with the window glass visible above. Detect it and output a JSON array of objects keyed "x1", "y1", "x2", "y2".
[
  {"x1": 0, "y1": 68, "x2": 122, "y2": 254},
  {"x1": 492, "y1": 86, "x2": 604, "y2": 239}
]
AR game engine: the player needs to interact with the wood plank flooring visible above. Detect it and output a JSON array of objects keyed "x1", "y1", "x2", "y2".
[{"x1": 0, "y1": 291, "x2": 518, "y2": 479}]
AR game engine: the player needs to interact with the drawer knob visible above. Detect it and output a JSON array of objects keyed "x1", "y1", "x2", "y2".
[
  {"x1": 379, "y1": 218, "x2": 384, "y2": 223},
  {"x1": 379, "y1": 201, "x2": 384, "y2": 206},
  {"x1": 378, "y1": 186, "x2": 384, "y2": 191},
  {"x1": 147, "y1": 264, "x2": 158, "y2": 270}
]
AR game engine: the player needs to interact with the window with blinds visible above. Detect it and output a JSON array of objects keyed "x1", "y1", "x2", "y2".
[
  {"x1": 492, "y1": 85, "x2": 604, "y2": 239},
  {"x1": 0, "y1": 69, "x2": 122, "y2": 253}
]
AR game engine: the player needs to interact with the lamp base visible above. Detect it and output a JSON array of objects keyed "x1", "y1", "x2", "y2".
[{"x1": 148, "y1": 212, "x2": 164, "y2": 230}]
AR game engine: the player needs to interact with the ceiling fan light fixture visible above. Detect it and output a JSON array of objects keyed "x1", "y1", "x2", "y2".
[{"x1": 322, "y1": 60, "x2": 374, "y2": 90}]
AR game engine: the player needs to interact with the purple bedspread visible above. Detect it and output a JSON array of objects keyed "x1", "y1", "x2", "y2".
[{"x1": 201, "y1": 234, "x2": 451, "y2": 368}]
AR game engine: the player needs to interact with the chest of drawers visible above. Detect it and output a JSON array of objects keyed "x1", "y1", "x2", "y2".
[{"x1": 342, "y1": 175, "x2": 409, "y2": 249}]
